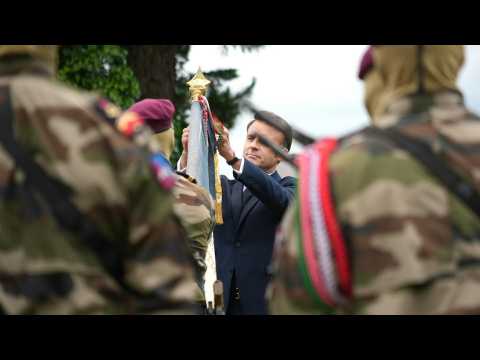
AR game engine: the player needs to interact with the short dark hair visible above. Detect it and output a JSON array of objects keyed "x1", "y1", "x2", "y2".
[{"x1": 247, "y1": 111, "x2": 293, "y2": 151}]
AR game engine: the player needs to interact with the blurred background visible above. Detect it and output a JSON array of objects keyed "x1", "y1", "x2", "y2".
[{"x1": 58, "y1": 45, "x2": 480, "y2": 178}]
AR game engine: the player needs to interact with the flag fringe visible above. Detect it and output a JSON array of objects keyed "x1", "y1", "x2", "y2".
[{"x1": 214, "y1": 151, "x2": 224, "y2": 224}]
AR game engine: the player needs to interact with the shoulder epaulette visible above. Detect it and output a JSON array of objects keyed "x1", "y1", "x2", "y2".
[{"x1": 93, "y1": 98, "x2": 123, "y2": 128}]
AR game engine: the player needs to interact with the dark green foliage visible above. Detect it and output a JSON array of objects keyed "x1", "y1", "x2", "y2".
[{"x1": 58, "y1": 45, "x2": 140, "y2": 109}]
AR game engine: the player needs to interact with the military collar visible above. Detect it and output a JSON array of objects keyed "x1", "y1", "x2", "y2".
[
  {"x1": 0, "y1": 56, "x2": 54, "y2": 78},
  {"x1": 376, "y1": 90, "x2": 465, "y2": 128}
]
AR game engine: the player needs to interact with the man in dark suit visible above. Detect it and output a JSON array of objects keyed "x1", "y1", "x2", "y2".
[{"x1": 179, "y1": 111, "x2": 296, "y2": 315}]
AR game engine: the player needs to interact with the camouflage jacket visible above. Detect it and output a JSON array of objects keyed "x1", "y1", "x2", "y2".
[
  {"x1": 172, "y1": 172, "x2": 214, "y2": 302},
  {"x1": 268, "y1": 91, "x2": 480, "y2": 315},
  {"x1": 0, "y1": 61, "x2": 198, "y2": 314}
]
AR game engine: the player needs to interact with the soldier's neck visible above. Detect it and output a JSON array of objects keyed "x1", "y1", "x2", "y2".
[{"x1": 374, "y1": 90, "x2": 465, "y2": 129}]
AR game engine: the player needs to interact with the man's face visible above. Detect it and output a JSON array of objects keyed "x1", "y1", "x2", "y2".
[{"x1": 243, "y1": 120, "x2": 285, "y2": 173}]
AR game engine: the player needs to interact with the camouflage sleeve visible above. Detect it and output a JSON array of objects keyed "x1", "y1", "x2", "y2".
[
  {"x1": 172, "y1": 174, "x2": 214, "y2": 295},
  {"x1": 268, "y1": 133, "x2": 464, "y2": 314}
]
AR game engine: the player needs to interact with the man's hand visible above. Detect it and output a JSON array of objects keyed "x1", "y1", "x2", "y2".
[
  {"x1": 218, "y1": 126, "x2": 236, "y2": 163},
  {"x1": 179, "y1": 127, "x2": 190, "y2": 170},
  {"x1": 182, "y1": 127, "x2": 189, "y2": 153}
]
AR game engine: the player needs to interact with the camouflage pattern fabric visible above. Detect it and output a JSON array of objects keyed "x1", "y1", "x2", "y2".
[
  {"x1": 0, "y1": 45, "x2": 58, "y2": 76},
  {"x1": 0, "y1": 54, "x2": 198, "y2": 314},
  {"x1": 268, "y1": 91, "x2": 480, "y2": 315},
  {"x1": 173, "y1": 172, "x2": 215, "y2": 302}
]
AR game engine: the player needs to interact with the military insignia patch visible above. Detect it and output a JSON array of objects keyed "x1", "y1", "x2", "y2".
[
  {"x1": 116, "y1": 111, "x2": 145, "y2": 138},
  {"x1": 150, "y1": 153, "x2": 176, "y2": 190}
]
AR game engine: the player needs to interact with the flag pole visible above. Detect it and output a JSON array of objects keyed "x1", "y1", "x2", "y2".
[{"x1": 186, "y1": 69, "x2": 221, "y2": 309}]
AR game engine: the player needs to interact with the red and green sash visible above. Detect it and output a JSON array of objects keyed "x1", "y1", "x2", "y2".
[{"x1": 295, "y1": 138, "x2": 352, "y2": 309}]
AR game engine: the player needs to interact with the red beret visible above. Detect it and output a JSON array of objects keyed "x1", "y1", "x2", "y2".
[
  {"x1": 358, "y1": 46, "x2": 374, "y2": 80},
  {"x1": 127, "y1": 99, "x2": 175, "y2": 133}
]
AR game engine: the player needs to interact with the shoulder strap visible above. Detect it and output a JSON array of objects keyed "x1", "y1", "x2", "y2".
[
  {"x1": 0, "y1": 85, "x2": 193, "y2": 312},
  {"x1": 365, "y1": 126, "x2": 480, "y2": 219}
]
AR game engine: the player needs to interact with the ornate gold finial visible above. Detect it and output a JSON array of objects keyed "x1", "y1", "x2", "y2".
[{"x1": 187, "y1": 68, "x2": 211, "y2": 101}]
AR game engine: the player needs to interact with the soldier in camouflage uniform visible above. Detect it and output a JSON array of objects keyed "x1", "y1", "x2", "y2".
[
  {"x1": 121, "y1": 99, "x2": 215, "y2": 306},
  {"x1": 268, "y1": 45, "x2": 480, "y2": 315},
  {"x1": 0, "y1": 45, "x2": 199, "y2": 314}
]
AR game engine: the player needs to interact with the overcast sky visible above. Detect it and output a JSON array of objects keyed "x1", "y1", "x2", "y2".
[{"x1": 185, "y1": 45, "x2": 480, "y2": 178}]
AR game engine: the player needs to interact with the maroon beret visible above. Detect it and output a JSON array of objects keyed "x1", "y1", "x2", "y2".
[
  {"x1": 127, "y1": 99, "x2": 175, "y2": 133},
  {"x1": 358, "y1": 46, "x2": 374, "y2": 80}
]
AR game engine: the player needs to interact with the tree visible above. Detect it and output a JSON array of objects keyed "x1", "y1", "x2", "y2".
[
  {"x1": 125, "y1": 46, "x2": 177, "y2": 100},
  {"x1": 58, "y1": 45, "x2": 264, "y2": 164},
  {"x1": 58, "y1": 45, "x2": 140, "y2": 109}
]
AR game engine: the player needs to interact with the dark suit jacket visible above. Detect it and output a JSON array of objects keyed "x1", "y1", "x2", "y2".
[{"x1": 214, "y1": 159, "x2": 296, "y2": 314}]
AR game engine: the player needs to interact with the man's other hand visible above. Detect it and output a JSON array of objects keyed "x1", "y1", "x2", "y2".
[
  {"x1": 179, "y1": 127, "x2": 190, "y2": 170},
  {"x1": 218, "y1": 126, "x2": 236, "y2": 163}
]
